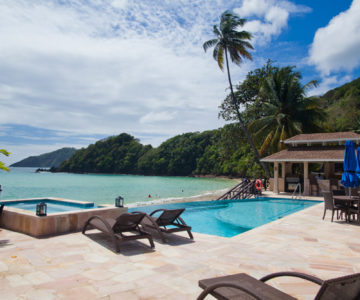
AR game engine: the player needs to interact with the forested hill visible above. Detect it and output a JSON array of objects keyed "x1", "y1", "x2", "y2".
[
  {"x1": 56, "y1": 128, "x2": 262, "y2": 177},
  {"x1": 321, "y1": 77, "x2": 360, "y2": 132},
  {"x1": 11, "y1": 147, "x2": 77, "y2": 168},
  {"x1": 56, "y1": 74, "x2": 360, "y2": 177}
]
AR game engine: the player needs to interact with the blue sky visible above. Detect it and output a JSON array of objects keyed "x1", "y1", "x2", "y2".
[{"x1": 1, "y1": 0, "x2": 360, "y2": 165}]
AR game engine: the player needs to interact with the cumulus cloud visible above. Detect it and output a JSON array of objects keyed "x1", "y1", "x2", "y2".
[
  {"x1": 235, "y1": 0, "x2": 311, "y2": 44},
  {"x1": 0, "y1": 0, "x2": 302, "y2": 161},
  {"x1": 309, "y1": 0, "x2": 360, "y2": 75},
  {"x1": 307, "y1": 75, "x2": 351, "y2": 97},
  {"x1": 140, "y1": 111, "x2": 177, "y2": 124}
]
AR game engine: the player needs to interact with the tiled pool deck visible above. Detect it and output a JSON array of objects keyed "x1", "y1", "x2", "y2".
[{"x1": 1, "y1": 197, "x2": 360, "y2": 299}]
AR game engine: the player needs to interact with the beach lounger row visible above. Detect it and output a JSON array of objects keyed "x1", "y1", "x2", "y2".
[{"x1": 82, "y1": 208, "x2": 193, "y2": 252}]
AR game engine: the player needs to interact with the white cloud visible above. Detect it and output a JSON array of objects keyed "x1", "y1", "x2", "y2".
[
  {"x1": 140, "y1": 111, "x2": 176, "y2": 124},
  {"x1": 0, "y1": 0, "x2": 301, "y2": 161},
  {"x1": 111, "y1": 0, "x2": 128, "y2": 10},
  {"x1": 235, "y1": 0, "x2": 310, "y2": 44},
  {"x1": 309, "y1": 0, "x2": 360, "y2": 75},
  {"x1": 308, "y1": 75, "x2": 351, "y2": 97}
]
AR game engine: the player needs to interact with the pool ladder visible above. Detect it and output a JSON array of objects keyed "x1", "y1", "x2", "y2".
[{"x1": 291, "y1": 183, "x2": 302, "y2": 199}]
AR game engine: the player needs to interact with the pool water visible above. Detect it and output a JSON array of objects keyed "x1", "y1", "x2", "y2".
[
  {"x1": 1, "y1": 199, "x2": 100, "y2": 214},
  {"x1": 129, "y1": 198, "x2": 320, "y2": 237}
]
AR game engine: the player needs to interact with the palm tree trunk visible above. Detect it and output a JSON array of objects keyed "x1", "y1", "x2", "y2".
[{"x1": 224, "y1": 48, "x2": 270, "y2": 178}]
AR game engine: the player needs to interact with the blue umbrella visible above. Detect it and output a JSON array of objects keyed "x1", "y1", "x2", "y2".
[
  {"x1": 341, "y1": 140, "x2": 360, "y2": 188},
  {"x1": 356, "y1": 147, "x2": 360, "y2": 181}
]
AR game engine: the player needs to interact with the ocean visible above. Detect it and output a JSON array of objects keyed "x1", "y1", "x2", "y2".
[{"x1": 0, "y1": 167, "x2": 236, "y2": 206}]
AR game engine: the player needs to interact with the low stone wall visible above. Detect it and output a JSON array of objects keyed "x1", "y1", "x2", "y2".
[{"x1": 0, "y1": 206, "x2": 127, "y2": 237}]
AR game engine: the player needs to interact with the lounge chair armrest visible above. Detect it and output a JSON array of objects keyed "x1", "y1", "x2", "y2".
[
  {"x1": 197, "y1": 282, "x2": 262, "y2": 300},
  {"x1": 149, "y1": 209, "x2": 166, "y2": 216},
  {"x1": 131, "y1": 211, "x2": 145, "y2": 214},
  {"x1": 260, "y1": 271, "x2": 323, "y2": 285}
]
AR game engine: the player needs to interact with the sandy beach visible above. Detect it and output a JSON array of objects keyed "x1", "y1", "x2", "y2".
[{"x1": 127, "y1": 185, "x2": 238, "y2": 208}]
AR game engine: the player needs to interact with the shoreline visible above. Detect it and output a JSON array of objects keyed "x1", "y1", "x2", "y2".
[
  {"x1": 126, "y1": 186, "x2": 237, "y2": 208},
  {"x1": 14, "y1": 167, "x2": 242, "y2": 180}
]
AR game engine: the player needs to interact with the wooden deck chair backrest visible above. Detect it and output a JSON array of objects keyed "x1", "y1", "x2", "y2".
[
  {"x1": 315, "y1": 273, "x2": 360, "y2": 300},
  {"x1": 113, "y1": 213, "x2": 145, "y2": 233},
  {"x1": 157, "y1": 209, "x2": 185, "y2": 226}
]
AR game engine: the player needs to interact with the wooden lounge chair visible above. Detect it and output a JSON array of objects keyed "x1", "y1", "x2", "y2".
[
  {"x1": 198, "y1": 271, "x2": 360, "y2": 300},
  {"x1": 322, "y1": 191, "x2": 347, "y2": 222},
  {"x1": 136, "y1": 208, "x2": 193, "y2": 243},
  {"x1": 82, "y1": 212, "x2": 154, "y2": 252}
]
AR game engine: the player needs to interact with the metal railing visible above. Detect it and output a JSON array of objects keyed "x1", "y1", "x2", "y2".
[
  {"x1": 291, "y1": 183, "x2": 302, "y2": 199},
  {"x1": 217, "y1": 179, "x2": 257, "y2": 200}
]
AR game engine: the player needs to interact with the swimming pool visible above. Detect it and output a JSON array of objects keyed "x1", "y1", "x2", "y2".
[
  {"x1": 0, "y1": 198, "x2": 100, "y2": 214},
  {"x1": 129, "y1": 198, "x2": 320, "y2": 237}
]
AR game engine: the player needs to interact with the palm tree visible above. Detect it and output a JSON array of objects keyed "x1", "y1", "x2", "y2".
[
  {"x1": 0, "y1": 149, "x2": 10, "y2": 171},
  {"x1": 203, "y1": 10, "x2": 270, "y2": 177},
  {"x1": 248, "y1": 66, "x2": 324, "y2": 155}
]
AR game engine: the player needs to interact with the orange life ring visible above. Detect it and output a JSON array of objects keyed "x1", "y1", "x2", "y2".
[{"x1": 255, "y1": 179, "x2": 263, "y2": 191}]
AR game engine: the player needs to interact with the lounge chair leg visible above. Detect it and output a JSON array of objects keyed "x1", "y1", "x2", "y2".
[
  {"x1": 148, "y1": 237, "x2": 155, "y2": 249},
  {"x1": 331, "y1": 210, "x2": 334, "y2": 222},
  {"x1": 322, "y1": 209, "x2": 326, "y2": 220},
  {"x1": 187, "y1": 229, "x2": 194, "y2": 239},
  {"x1": 82, "y1": 223, "x2": 89, "y2": 234},
  {"x1": 159, "y1": 232, "x2": 167, "y2": 243},
  {"x1": 114, "y1": 241, "x2": 120, "y2": 253}
]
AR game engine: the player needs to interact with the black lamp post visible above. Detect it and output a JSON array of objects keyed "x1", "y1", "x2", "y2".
[
  {"x1": 115, "y1": 196, "x2": 124, "y2": 207},
  {"x1": 36, "y1": 202, "x2": 47, "y2": 216}
]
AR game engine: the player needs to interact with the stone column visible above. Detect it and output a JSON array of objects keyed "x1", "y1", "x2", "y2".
[
  {"x1": 281, "y1": 162, "x2": 286, "y2": 178},
  {"x1": 274, "y1": 162, "x2": 279, "y2": 194},
  {"x1": 324, "y1": 162, "x2": 332, "y2": 179},
  {"x1": 303, "y1": 161, "x2": 310, "y2": 195}
]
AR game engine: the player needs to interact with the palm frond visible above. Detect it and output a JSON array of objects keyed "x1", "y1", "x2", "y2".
[
  {"x1": 0, "y1": 161, "x2": 9, "y2": 172},
  {"x1": 0, "y1": 149, "x2": 10, "y2": 156},
  {"x1": 303, "y1": 80, "x2": 318, "y2": 92},
  {"x1": 203, "y1": 39, "x2": 219, "y2": 52},
  {"x1": 212, "y1": 25, "x2": 221, "y2": 38},
  {"x1": 215, "y1": 45, "x2": 224, "y2": 70},
  {"x1": 260, "y1": 131, "x2": 274, "y2": 155}
]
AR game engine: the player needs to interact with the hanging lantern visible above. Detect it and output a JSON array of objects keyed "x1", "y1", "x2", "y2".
[
  {"x1": 36, "y1": 202, "x2": 47, "y2": 216},
  {"x1": 115, "y1": 196, "x2": 124, "y2": 207}
]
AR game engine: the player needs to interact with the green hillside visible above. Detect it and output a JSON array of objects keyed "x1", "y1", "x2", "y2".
[
  {"x1": 55, "y1": 74, "x2": 360, "y2": 177},
  {"x1": 56, "y1": 126, "x2": 262, "y2": 177},
  {"x1": 11, "y1": 147, "x2": 77, "y2": 168},
  {"x1": 322, "y1": 77, "x2": 360, "y2": 132},
  {"x1": 58, "y1": 134, "x2": 152, "y2": 174}
]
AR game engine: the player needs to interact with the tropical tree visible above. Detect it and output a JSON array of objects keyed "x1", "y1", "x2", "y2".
[
  {"x1": 248, "y1": 66, "x2": 325, "y2": 156},
  {"x1": 203, "y1": 10, "x2": 270, "y2": 177},
  {"x1": 0, "y1": 149, "x2": 10, "y2": 171}
]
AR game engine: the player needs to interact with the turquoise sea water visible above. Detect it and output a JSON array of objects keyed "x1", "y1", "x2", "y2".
[
  {"x1": 130, "y1": 198, "x2": 319, "y2": 237},
  {"x1": 0, "y1": 168, "x2": 236, "y2": 205}
]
